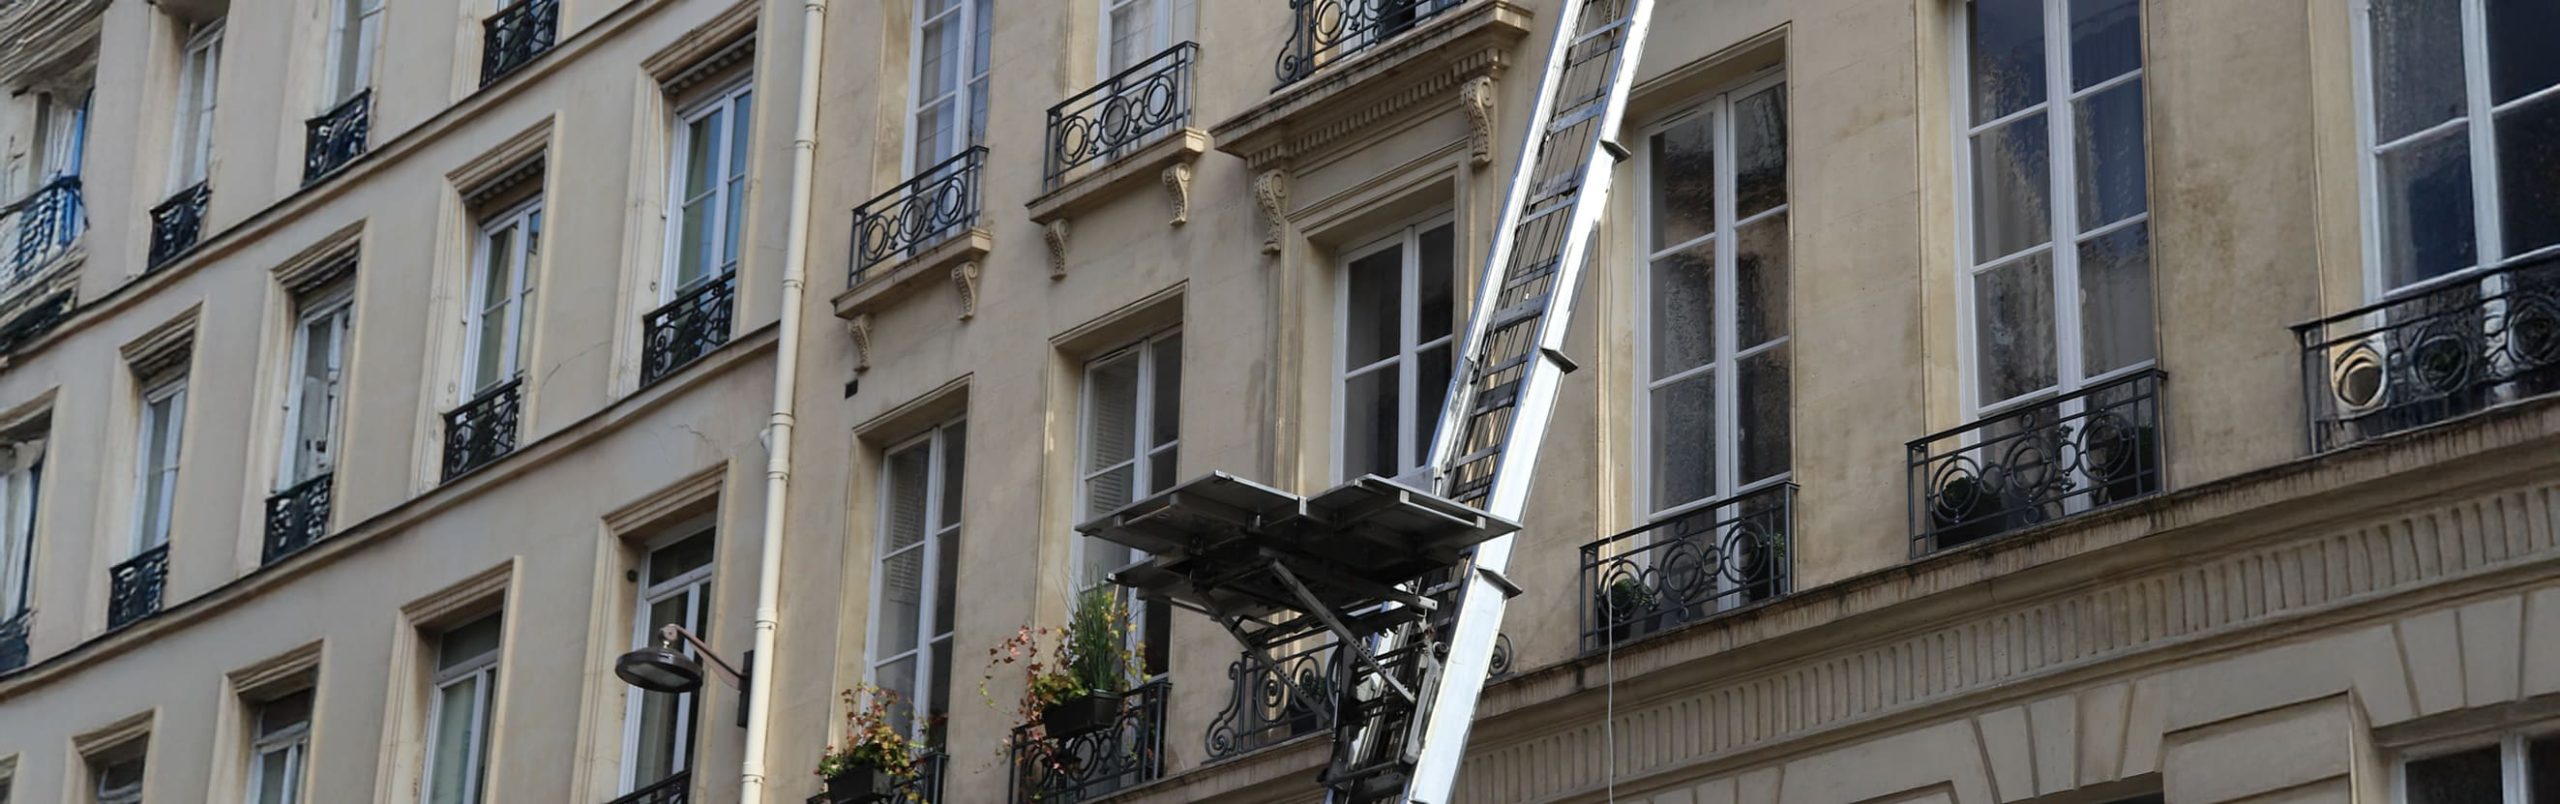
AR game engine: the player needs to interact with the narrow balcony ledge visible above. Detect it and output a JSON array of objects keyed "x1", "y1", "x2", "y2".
[
  {"x1": 1026, "y1": 129, "x2": 1208, "y2": 278},
  {"x1": 829, "y1": 226, "x2": 991, "y2": 321},
  {"x1": 1211, "y1": 0, "x2": 1530, "y2": 173}
]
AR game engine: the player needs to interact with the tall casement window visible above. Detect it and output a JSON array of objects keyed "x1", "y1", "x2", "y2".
[
  {"x1": 1955, "y1": 0, "x2": 2154, "y2": 413},
  {"x1": 90, "y1": 751, "x2": 145, "y2": 804},
  {"x1": 909, "y1": 0, "x2": 991, "y2": 173},
  {"x1": 465, "y1": 199, "x2": 542, "y2": 397},
  {"x1": 1638, "y1": 76, "x2": 1793, "y2": 520},
  {"x1": 247, "y1": 689, "x2": 314, "y2": 804},
  {"x1": 666, "y1": 82, "x2": 752, "y2": 296},
  {"x1": 869, "y1": 420, "x2": 964, "y2": 744},
  {"x1": 623, "y1": 529, "x2": 713, "y2": 792},
  {"x1": 1101, "y1": 0, "x2": 1196, "y2": 73},
  {"x1": 2401, "y1": 728, "x2": 2560, "y2": 804},
  {"x1": 32, "y1": 86, "x2": 88, "y2": 182},
  {"x1": 1078, "y1": 332, "x2": 1179, "y2": 677},
  {"x1": 280, "y1": 281, "x2": 352, "y2": 491},
  {"x1": 171, "y1": 20, "x2": 224, "y2": 189},
  {"x1": 2355, "y1": 0, "x2": 2560, "y2": 289},
  {"x1": 1339, "y1": 217, "x2": 1456, "y2": 481},
  {"x1": 424, "y1": 612, "x2": 502, "y2": 804},
  {"x1": 133, "y1": 372, "x2": 188, "y2": 553},
  {"x1": 324, "y1": 0, "x2": 384, "y2": 102},
  {"x1": 0, "y1": 424, "x2": 41, "y2": 625}
]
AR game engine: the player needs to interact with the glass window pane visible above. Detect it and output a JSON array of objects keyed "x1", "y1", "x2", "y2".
[
  {"x1": 1343, "y1": 368, "x2": 1396, "y2": 478},
  {"x1": 1737, "y1": 345, "x2": 1790, "y2": 485},
  {"x1": 728, "y1": 94, "x2": 753, "y2": 178},
  {"x1": 932, "y1": 529, "x2": 957, "y2": 635},
  {"x1": 1147, "y1": 449, "x2": 1176, "y2": 495},
  {"x1": 2530, "y1": 734, "x2": 2560, "y2": 804},
  {"x1": 925, "y1": 637, "x2": 955, "y2": 736},
  {"x1": 2074, "y1": 80, "x2": 2149, "y2": 229},
  {"x1": 254, "y1": 749, "x2": 292, "y2": 804},
  {"x1": 1649, "y1": 371, "x2": 1715, "y2": 513},
  {"x1": 876, "y1": 547, "x2": 923, "y2": 657},
  {"x1": 258, "y1": 690, "x2": 314, "y2": 736},
  {"x1": 1149, "y1": 334, "x2": 1181, "y2": 449},
  {"x1": 647, "y1": 532, "x2": 714, "y2": 585},
  {"x1": 2488, "y1": 0, "x2": 2560, "y2": 105},
  {"x1": 882, "y1": 445, "x2": 931, "y2": 556},
  {"x1": 2378, "y1": 128, "x2": 2478, "y2": 287},
  {"x1": 1345, "y1": 246, "x2": 1403, "y2": 367},
  {"x1": 1649, "y1": 115, "x2": 1716, "y2": 250},
  {"x1": 1734, "y1": 212, "x2": 1790, "y2": 346},
  {"x1": 1415, "y1": 343, "x2": 1452, "y2": 462},
  {"x1": 2367, "y1": 0, "x2": 2468, "y2": 142},
  {"x1": 1733, "y1": 85, "x2": 1789, "y2": 218},
  {"x1": 937, "y1": 422, "x2": 966, "y2": 526},
  {"x1": 2068, "y1": 0, "x2": 2140, "y2": 90},
  {"x1": 1972, "y1": 113, "x2": 2054, "y2": 261},
  {"x1": 875, "y1": 654, "x2": 917, "y2": 734},
  {"x1": 630, "y1": 683, "x2": 684, "y2": 783},
  {"x1": 2403, "y1": 746, "x2": 2501, "y2": 804},
  {"x1": 1085, "y1": 352, "x2": 1140, "y2": 476},
  {"x1": 438, "y1": 614, "x2": 502, "y2": 670},
  {"x1": 1974, "y1": 251, "x2": 2059, "y2": 403},
  {"x1": 1649, "y1": 242, "x2": 1716, "y2": 377},
  {"x1": 2496, "y1": 95, "x2": 2560, "y2": 256},
  {"x1": 1969, "y1": 0, "x2": 2048, "y2": 124},
  {"x1": 678, "y1": 196, "x2": 712, "y2": 287},
  {"x1": 2078, "y1": 222, "x2": 2156, "y2": 374},
  {"x1": 1419, "y1": 223, "x2": 1456, "y2": 339},
  {"x1": 1081, "y1": 537, "x2": 1135, "y2": 590},
  {"x1": 1086, "y1": 463, "x2": 1135, "y2": 519},
  {"x1": 426, "y1": 679, "x2": 480, "y2": 804}
]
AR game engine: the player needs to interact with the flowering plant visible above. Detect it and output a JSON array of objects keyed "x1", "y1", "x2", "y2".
[
  {"x1": 813, "y1": 683, "x2": 925, "y2": 781},
  {"x1": 981, "y1": 585, "x2": 1142, "y2": 738}
]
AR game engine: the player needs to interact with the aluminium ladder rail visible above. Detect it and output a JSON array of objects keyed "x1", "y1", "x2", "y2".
[{"x1": 1344, "y1": 0, "x2": 1662, "y2": 800}]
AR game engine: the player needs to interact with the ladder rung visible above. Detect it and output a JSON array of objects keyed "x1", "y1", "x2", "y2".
[
  {"x1": 1547, "y1": 99, "x2": 1608, "y2": 134},
  {"x1": 1503, "y1": 259, "x2": 1559, "y2": 291},
  {"x1": 1572, "y1": 16, "x2": 1631, "y2": 45},
  {"x1": 1485, "y1": 296, "x2": 1549, "y2": 333},
  {"x1": 1471, "y1": 380, "x2": 1520, "y2": 417}
]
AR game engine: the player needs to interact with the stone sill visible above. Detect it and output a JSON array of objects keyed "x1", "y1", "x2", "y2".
[
  {"x1": 1209, "y1": 0, "x2": 1530, "y2": 171},
  {"x1": 830, "y1": 226, "x2": 991, "y2": 322},
  {"x1": 1028, "y1": 128, "x2": 1209, "y2": 227}
]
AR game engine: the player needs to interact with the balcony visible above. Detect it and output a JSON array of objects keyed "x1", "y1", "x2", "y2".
[
  {"x1": 147, "y1": 181, "x2": 209, "y2": 270},
  {"x1": 608, "y1": 771, "x2": 689, "y2": 804},
  {"x1": 442, "y1": 378, "x2": 523, "y2": 481},
  {"x1": 1579, "y1": 484, "x2": 1794, "y2": 654},
  {"x1": 2294, "y1": 256, "x2": 2560, "y2": 452},
  {"x1": 805, "y1": 753, "x2": 945, "y2": 804},
  {"x1": 1044, "y1": 43, "x2": 1200, "y2": 192},
  {"x1": 0, "y1": 610, "x2": 27, "y2": 673},
  {"x1": 1907, "y1": 369, "x2": 2167, "y2": 556},
  {"x1": 641, "y1": 272, "x2": 736, "y2": 387},
  {"x1": 1274, "y1": 0, "x2": 1465, "y2": 88},
  {"x1": 303, "y1": 89, "x2": 372, "y2": 184},
  {"x1": 107, "y1": 544, "x2": 170, "y2": 631},
  {"x1": 479, "y1": 0, "x2": 559, "y2": 87},
  {"x1": 1009, "y1": 680, "x2": 1168, "y2": 803},
  {"x1": 833, "y1": 148, "x2": 989, "y2": 326},
  {"x1": 262, "y1": 474, "x2": 334, "y2": 564},
  {"x1": 0, "y1": 176, "x2": 82, "y2": 295},
  {"x1": 1205, "y1": 640, "x2": 1342, "y2": 762}
]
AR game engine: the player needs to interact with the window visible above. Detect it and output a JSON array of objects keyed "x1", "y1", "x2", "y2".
[
  {"x1": 623, "y1": 529, "x2": 712, "y2": 792},
  {"x1": 2355, "y1": 0, "x2": 2560, "y2": 290},
  {"x1": 423, "y1": 613, "x2": 502, "y2": 804},
  {"x1": 1338, "y1": 217, "x2": 1456, "y2": 480},
  {"x1": 1078, "y1": 331, "x2": 1179, "y2": 677},
  {"x1": 92, "y1": 753, "x2": 144, "y2": 804},
  {"x1": 248, "y1": 689, "x2": 313, "y2": 804},
  {"x1": 1955, "y1": 0, "x2": 2154, "y2": 414},
  {"x1": 665, "y1": 83, "x2": 752, "y2": 296},
  {"x1": 133, "y1": 373, "x2": 187, "y2": 554},
  {"x1": 172, "y1": 20, "x2": 224, "y2": 189},
  {"x1": 1101, "y1": 0, "x2": 1195, "y2": 74},
  {"x1": 2402, "y1": 729, "x2": 2560, "y2": 804},
  {"x1": 280, "y1": 282, "x2": 352, "y2": 491},
  {"x1": 32, "y1": 87, "x2": 88, "y2": 182},
  {"x1": 0, "y1": 426, "x2": 40, "y2": 621},
  {"x1": 465, "y1": 200, "x2": 541, "y2": 398},
  {"x1": 324, "y1": 0, "x2": 384, "y2": 103},
  {"x1": 868, "y1": 420, "x2": 963, "y2": 744},
  {"x1": 908, "y1": 0, "x2": 990, "y2": 174},
  {"x1": 1637, "y1": 76, "x2": 1793, "y2": 519}
]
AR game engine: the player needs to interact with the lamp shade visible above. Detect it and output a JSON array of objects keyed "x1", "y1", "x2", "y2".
[{"x1": 615, "y1": 644, "x2": 705, "y2": 693}]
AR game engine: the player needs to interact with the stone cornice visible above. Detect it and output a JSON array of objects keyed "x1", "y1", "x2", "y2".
[{"x1": 1208, "y1": 0, "x2": 1531, "y2": 173}]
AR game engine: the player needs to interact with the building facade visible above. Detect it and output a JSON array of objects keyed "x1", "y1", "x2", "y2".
[{"x1": 0, "y1": 0, "x2": 2555, "y2": 802}]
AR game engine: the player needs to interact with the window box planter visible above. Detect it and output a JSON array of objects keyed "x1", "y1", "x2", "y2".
[
  {"x1": 821, "y1": 766, "x2": 893, "y2": 803},
  {"x1": 1040, "y1": 688, "x2": 1125, "y2": 739}
]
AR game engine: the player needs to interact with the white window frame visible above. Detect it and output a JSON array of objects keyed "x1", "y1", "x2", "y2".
[
  {"x1": 35, "y1": 88, "x2": 88, "y2": 182},
  {"x1": 1632, "y1": 71, "x2": 1793, "y2": 523},
  {"x1": 463, "y1": 199, "x2": 542, "y2": 398},
  {"x1": 0, "y1": 435, "x2": 40, "y2": 619},
  {"x1": 2392, "y1": 726, "x2": 2559, "y2": 804},
  {"x1": 1948, "y1": 0, "x2": 2156, "y2": 418},
  {"x1": 170, "y1": 20, "x2": 224, "y2": 191},
  {"x1": 1074, "y1": 330, "x2": 1180, "y2": 678},
  {"x1": 278, "y1": 285, "x2": 354, "y2": 491},
  {"x1": 422, "y1": 619, "x2": 501, "y2": 804},
  {"x1": 1332, "y1": 213, "x2": 1457, "y2": 482},
  {"x1": 661, "y1": 82, "x2": 754, "y2": 300},
  {"x1": 322, "y1": 0, "x2": 386, "y2": 105},
  {"x1": 863, "y1": 419, "x2": 964, "y2": 741},
  {"x1": 132, "y1": 373, "x2": 187, "y2": 554},
  {"x1": 1098, "y1": 0, "x2": 1196, "y2": 75},
  {"x1": 93, "y1": 756, "x2": 144, "y2": 804},
  {"x1": 618, "y1": 529, "x2": 713, "y2": 792},
  {"x1": 904, "y1": 0, "x2": 990, "y2": 175},
  {"x1": 247, "y1": 694, "x2": 312, "y2": 804},
  {"x1": 2348, "y1": 0, "x2": 2560, "y2": 300}
]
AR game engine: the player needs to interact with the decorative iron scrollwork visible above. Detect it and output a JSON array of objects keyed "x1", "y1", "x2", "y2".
[
  {"x1": 1273, "y1": 0, "x2": 1466, "y2": 88},
  {"x1": 1, "y1": 176, "x2": 82, "y2": 291},
  {"x1": 147, "y1": 181, "x2": 210, "y2": 270},
  {"x1": 2295, "y1": 255, "x2": 2560, "y2": 451},
  {"x1": 480, "y1": 0, "x2": 560, "y2": 86},
  {"x1": 850, "y1": 148, "x2": 986, "y2": 283},
  {"x1": 304, "y1": 89, "x2": 373, "y2": 184},
  {"x1": 1206, "y1": 640, "x2": 1342, "y2": 761},
  {"x1": 443, "y1": 378, "x2": 524, "y2": 481},
  {"x1": 606, "y1": 771, "x2": 691, "y2": 804},
  {"x1": 1045, "y1": 43, "x2": 1196, "y2": 190},
  {"x1": 0, "y1": 610, "x2": 29, "y2": 673},
  {"x1": 1580, "y1": 485, "x2": 1793, "y2": 653},
  {"x1": 1907, "y1": 369, "x2": 2167, "y2": 556},
  {"x1": 641, "y1": 272, "x2": 737, "y2": 386},
  {"x1": 1010, "y1": 681, "x2": 1169, "y2": 803},
  {"x1": 107, "y1": 544, "x2": 170, "y2": 631},
  {"x1": 263, "y1": 473, "x2": 336, "y2": 564}
]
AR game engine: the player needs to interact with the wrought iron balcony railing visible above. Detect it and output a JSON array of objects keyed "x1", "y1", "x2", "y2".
[
  {"x1": 1907, "y1": 369, "x2": 2167, "y2": 556},
  {"x1": 147, "y1": 181, "x2": 209, "y2": 270},
  {"x1": 1205, "y1": 639, "x2": 1342, "y2": 762},
  {"x1": 1010, "y1": 681, "x2": 1169, "y2": 803},
  {"x1": 0, "y1": 289, "x2": 72, "y2": 355},
  {"x1": 2294, "y1": 256, "x2": 2560, "y2": 452},
  {"x1": 850, "y1": 147, "x2": 985, "y2": 284},
  {"x1": 1045, "y1": 42, "x2": 1196, "y2": 191},
  {"x1": 443, "y1": 378, "x2": 524, "y2": 481},
  {"x1": 262, "y1": 474, "x2": 334, "y2": 565},
  {"x1": 641, "y1": 272, "x2": 736, "y2": 386},
  {"x1": 0, "y1": 609, "x2": 28, "y2": 673},
  {"x1": 479, "y1": 0, "x2": 559, "y2": 87},
  {"x1": 0, "y1": 176, "x2": 82, "y2": 293},
  {"x1": 609, "y1": 771, "x2": 690, "y2": 804},
  {"x1": 304, "y1": 89, "x2": 372, "y2": 184},
  {"x1": 107, "y1": 544, "x2": 170, "y2": 630},
  {"x1": 1274, "y1": 0, "x2": 1466, "y2": 88},
  {"x1": 805, "y1": 752, "x2": 946, "y2": 804},
  {"x1": 1579, "y1": 484, "x2": 1794, "y2": 654}
]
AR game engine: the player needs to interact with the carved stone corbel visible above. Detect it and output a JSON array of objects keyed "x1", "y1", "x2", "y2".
[
  {"x1": 1163, "y1": 162, "x2": 1194, "y2": 227},
  {"x1": 1043, "y1": 220, "x2": 1071, "y2": 280},
  {"x1": 846, "y1": 312, "x2": 874, "y2": 371},
  {"x1": 952, "y1": 260, "x2": 980, "y2": 320},
  {"x1": 1255, "y1": 168, "x2": 1290, "y2": 256},
  {"x1": 1460, "y1": 75, "x2": 1496, "y2": 169}
]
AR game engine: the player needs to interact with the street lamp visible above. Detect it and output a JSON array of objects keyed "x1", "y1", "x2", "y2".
[{"x1": 616, "y1": 623, "x2": 745, "y2": 695}]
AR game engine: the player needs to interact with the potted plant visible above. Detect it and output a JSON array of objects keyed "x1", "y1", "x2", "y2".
[
  {"x1": 1931, "y1": 474, "x2": 2012, "y2": 549},
  {"x1": 813, "y1": 684, "x2": 924, "y2": 803},
  {"x1": 983, "y1": 585, "x2": 1143, "y2": 744},
  {"x1": 1600, "y1": 575, "x2": 1658, "y2": 643}
]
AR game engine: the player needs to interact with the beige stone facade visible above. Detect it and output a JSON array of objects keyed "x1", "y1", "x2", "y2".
[{"x1": 0, "y1": 0, "x2": 2555, "y2": 802}]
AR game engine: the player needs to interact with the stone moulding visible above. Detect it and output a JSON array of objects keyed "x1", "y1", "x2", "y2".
[
  {"x1": 828, "y1": 226, "x2": 991, "y2": 326},
  {"x1": 1025, "y1": 128, "x2": 1211, "y2": 279}
]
